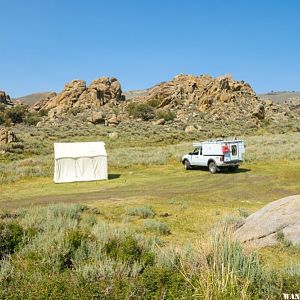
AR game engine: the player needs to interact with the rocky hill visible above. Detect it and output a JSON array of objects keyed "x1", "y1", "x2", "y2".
[
  {"x1": 32, "y1": 77, "x2": 124, "y2": 115},
  {"x1": 153, "y1": 74, "x2": 256, "y2": 115},
  {"x1": 130, "y1": 74, "x2": 297, "y2": 124},
  {"x1": 27, "y1": 74, "x2": 300, "y2": 132}
]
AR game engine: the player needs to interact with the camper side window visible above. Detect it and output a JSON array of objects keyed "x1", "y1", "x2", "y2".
[{"x1": 231, "y1": 145, "x2": 237, "y2": 156}]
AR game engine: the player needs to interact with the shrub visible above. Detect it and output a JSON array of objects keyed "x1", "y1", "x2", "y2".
[
  {"x1": 102, "y1": 234, "x2": 156, "y2": 270},
  {"x1": 0, "y1": 259, "x2": 14, "y2": 282},
  {"x1": 238, "y1": 208, "x2": 250, "y2": 218},
  {"x1": 0, "y1": 142, "x2": 24, "y2": 155},
  {"x1": 58, "y1": 229, "x2": 92, "y2": 269},
  {"x1": 4, "y1": 105, "x2": 28, "y2": 124},
  {"x1": 38, "y1": 109, "x2": 48, "y2": 117},
  {"x1": 0, "y1": 103, "x2": 6, "y2": 112},
  {"x1": 147, "y1": 98, "x2": 161, "y2": 108},
  {"x1": 127, "y1": 205, "x2": 155, "y2": 219},
  {"x1": 82, "y1": 214, "x2": 97, "y2": 227},
  {"x1": 282, "y1": 265, "x2": 300, "y2": 292},
  {"x1": 0, "y1": 222, "x2": 24, "y2": 258},
  {"x1": 276, "y1": 230, "x2": 292, "y2": 247},
  {"x1": 50, "y1": 203, "x2": 86, "y2": 221},
  {"x1": 0, "y1": 111, "x2": 11, "y2": 126},
  {"x1": 24, "y1": 113, "x2": 41, "y2": 126},
  {"x1": 126, "y1": 103, "x2": 155, "y2": 120},
  {"x1": 141, "y1": 266, "x2": 191, "y2": 299},
  {"x1": 68, "y1": 107, "x2": 82, "y2": 116},
  {"x1": 104, "y1": 236, "x2": 142, "y2": 265},
  {"x1": 156, "y1": 109, "x2": 175, "y2": 121},
  {"x1": 24, "y1": 110, "x2": 43, "y2": 125},
  {"x1": 144, "y1": 220, "x2": 171, "y2": 235},
  {"x1": 90, "y1": 207, "x2": 101, "y2": 215}
]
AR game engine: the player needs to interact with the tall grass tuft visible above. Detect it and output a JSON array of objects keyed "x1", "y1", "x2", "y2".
[
  {"x1": 144, "y1": 219, "x2": 171, "y2": 235},
  {"x1": 127, "y1": 205, "x2": 156, "y2": 219}
]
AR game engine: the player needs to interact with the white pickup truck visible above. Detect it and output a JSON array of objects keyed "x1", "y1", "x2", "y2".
[{"x1": 182, "y1": 139, "x2": 245, "y2": 173}]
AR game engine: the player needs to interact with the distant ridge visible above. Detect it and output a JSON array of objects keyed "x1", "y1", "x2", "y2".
[
  {"x1": 13, "y1": 92, "x2": 54, "y2": 106},
  {"x1": 259, "y1": 91, "x2": 300, "y2": 104}
]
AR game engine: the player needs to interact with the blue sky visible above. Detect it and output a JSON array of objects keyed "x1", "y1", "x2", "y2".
[{"x1": 1, "y1": 0, "x2": 299, "y2": 97}]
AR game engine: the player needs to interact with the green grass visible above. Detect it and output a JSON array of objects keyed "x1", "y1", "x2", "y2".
[
  {"x1": 1, "y1": 160, "x2": 299, "y2": 250},
  {"x1": 1, "y1": 123, "x2": 300, "y2": 298},
  {"x1": 0, "y1": 203, "x2": 299, "y2": 299},
  {"x1": 1, "y1": 130, "x2": 300, "y2": 183}
]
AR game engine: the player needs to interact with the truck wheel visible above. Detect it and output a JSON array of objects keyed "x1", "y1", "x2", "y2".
[
  {"x1": 208, "y1": 161, "x2": 217, "y2": 174},
  {"x1": 184, "y1": 160, "x2": 191, "y2": 170}
]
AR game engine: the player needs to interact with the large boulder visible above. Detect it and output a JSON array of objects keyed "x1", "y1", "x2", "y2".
[
  {"x1": 185, "y1": 125, "x2": 197, "y2": 133},
  {"x1": 86, "y1": 111, "x2": 105, "y2": 124},
  {"x1": 152, "y1": 118, "x2": 165, "y2": 125},
  {"x1": 107, "y1": 114, "x2": 119, "y2": 126},
  {"x1": 0, "y1": 128, "x2": 17, "y2": 144},
  {"x1": 252, "y1": 103, "x2": 265, "y2": 119},
  {"x1": 235, "y1": 195, "x2": 300, "y2": 247}
]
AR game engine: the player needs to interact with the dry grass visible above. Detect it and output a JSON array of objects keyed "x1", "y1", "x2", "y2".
[{"x1": 1, "y1": 130, "x2": 300, "y2": 183}]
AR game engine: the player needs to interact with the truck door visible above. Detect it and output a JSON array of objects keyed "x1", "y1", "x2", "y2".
[
  {"x1": 191, "y1": 147, "x2": 206, "y2": 166},
  {"x1": 190, "y1": 148, "x2": 201, "y2": 166},
  {"x1": 230, "y1": 143, "x2": 239, "y2": 161},
  {"x1": 197, "y1": 146, "x2": 207, "y2": 166}
]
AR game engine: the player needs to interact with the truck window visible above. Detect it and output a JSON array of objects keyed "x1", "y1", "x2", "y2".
[
  {"x1": 192, "y1": 148, "x2": 199, "y2": 155},
  {"x1": 231, "y1": 145, "x2": 237, "y2": 156}
]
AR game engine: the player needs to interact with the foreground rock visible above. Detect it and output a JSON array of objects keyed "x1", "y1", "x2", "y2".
[
  {"x1": 0, "y1": 128, "x2": 17, "y2": 144},
  {"x1": 235, "y1": 195, "x2": 300, "y2": 247}
]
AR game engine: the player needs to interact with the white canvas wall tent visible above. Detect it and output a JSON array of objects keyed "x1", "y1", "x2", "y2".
[{"x1": 54, "y1": 142, "x2": 108, "y2": 183}]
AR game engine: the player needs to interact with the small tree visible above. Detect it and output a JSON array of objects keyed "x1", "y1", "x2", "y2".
[
  {"x1": 5, "y1": 105, "x2": 28, "y2": 124},
  {"x1": 127, "y1": 103, "x2": 155, "y2": 120}
]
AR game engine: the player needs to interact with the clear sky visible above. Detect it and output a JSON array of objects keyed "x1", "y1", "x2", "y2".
[{"x1": 1, "y1": 0, "x2": 299, "y2": 97}]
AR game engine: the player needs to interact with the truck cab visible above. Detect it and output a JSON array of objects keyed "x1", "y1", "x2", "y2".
[{"x1": 182, "y1": 140, "x2": 245, "y2": 173}]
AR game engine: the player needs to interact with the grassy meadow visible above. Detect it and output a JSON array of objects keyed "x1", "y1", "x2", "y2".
[{"x1": 0, "y1": 123, "x2": 300, "y2": 299}]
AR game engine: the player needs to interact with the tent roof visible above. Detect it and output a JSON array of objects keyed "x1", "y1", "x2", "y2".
[{"x1": 54, "y1": 142, "x2": 107, "y2": 159}]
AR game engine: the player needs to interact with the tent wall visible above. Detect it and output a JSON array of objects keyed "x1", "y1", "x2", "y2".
[
  {"x1": 54, "y1": 156, "x2": 107, "y2": 183},
  {"x1": 54, "y1": 142, "x2": 106, "y2": 159}
]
